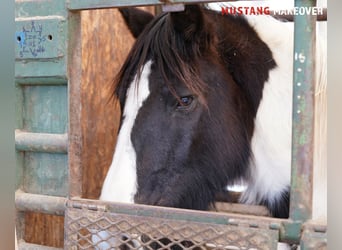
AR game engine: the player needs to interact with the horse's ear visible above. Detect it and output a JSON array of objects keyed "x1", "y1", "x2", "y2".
[
  {"x1": 119, "y1": 7, "x2": 155, "y2": 38},
  {"x1": 170, "y1": 5, "x2": 206, "y2": 41}
]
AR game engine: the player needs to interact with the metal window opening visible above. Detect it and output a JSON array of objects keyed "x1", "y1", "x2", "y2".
[{"x1": 15, "y1": 0, "x2": 327, "y2": 249}]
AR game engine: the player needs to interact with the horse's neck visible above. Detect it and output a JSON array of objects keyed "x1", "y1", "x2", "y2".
[{"x1": 210, "y1": 8, "x2": 326, "y2": 221}]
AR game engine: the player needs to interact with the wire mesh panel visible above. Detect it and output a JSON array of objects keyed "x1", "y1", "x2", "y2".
[{"x1": 65, "y1": 199, "x2": 279, "y2": 249}]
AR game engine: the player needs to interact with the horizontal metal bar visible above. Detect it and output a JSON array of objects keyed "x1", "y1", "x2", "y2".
[
  {"x1": 67, "y1": 0, "x2": 328, "y2": 22},
  {"x1": 68, "y1": 198, "x2": 283, "y2": 227},
  {"x1": 15, "y1": 130, "x2": 68, "y2": 153},
  {"x1": 214, "y1": 201, "x2": 270, "y2": 217},
  {"x1": 18, "y1": 241, "x2": 63, "y2": 250},
  {"x1": 68, "y1": 0, "x2": 327, "y2": 22},
  {"x1": 15, "y1": 59, "x2": 67, "y2": 82},
  {"x1": 66, "y1": 205, "x2": 279, "y2": 249},
  {"x1": 67, "y1": 0, "x2": 232, "y2": 10},
  {"x1": 300, "y1": 222, "x2": 327, "y2": 249},
  {"x1": 15, "y1": 190, "x2": 67, "y2": 215},
  {"x1": 162, "y1": 3, "x2": 185, "y2": 12},
  {"x1": 15, "y1": 77, "x2": 68, "y2": 85},
  {"x1": 67, "y1": 198, "x2": 316, "y2": 243}
]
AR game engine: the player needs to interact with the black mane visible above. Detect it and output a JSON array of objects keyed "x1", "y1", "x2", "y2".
[
  {"x1": 115, "y1": 6, "x2": 276, "y2": 117},
  {"x1": 114, "y1": 7, "x2": 218, "y2": 110}
]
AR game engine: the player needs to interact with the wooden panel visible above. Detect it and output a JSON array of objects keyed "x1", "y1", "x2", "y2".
[
  {"x1": 80, "y1": 7, "x2": 155, "y2": 199},
  {"x1": 24, "y1": 212, "x2": 64, "y2": 248}
]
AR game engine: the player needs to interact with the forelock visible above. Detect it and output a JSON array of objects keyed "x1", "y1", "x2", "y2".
[{"x1": 115, "y1": 9, "x2": 217, "y2": 108}]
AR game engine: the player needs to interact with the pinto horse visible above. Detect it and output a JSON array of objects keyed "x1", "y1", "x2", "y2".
[{"x1": 96, "y1": 3, "x2": 326, "y2": 249}]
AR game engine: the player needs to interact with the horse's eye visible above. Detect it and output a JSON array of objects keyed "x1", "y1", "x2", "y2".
[{"x1": 177, "y1": 95, "x2": 194, "y2": 107}]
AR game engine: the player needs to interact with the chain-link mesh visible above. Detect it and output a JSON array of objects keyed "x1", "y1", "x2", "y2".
[{"x1": 64, "y1": 200, "x2": 279, "y2": 250}]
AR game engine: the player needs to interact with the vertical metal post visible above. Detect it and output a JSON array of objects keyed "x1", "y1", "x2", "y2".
[
  {"x1": 290, "y1": 0, "x2": 317, "y2": 222},
  {"x1": 67, "y1": 9, "x2": 83, "y2": 198}
]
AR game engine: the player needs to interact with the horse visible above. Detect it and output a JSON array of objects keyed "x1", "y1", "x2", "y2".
[{"x1": 96, "y1": 3, "x2": 326, "y2": 249}]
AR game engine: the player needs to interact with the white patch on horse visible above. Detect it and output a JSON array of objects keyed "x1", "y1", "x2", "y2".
[
  {"x1": 100, "y1": 60, "x2": 152, "y2": 203},
  {"x1": 208, "y1": 2, "x2": 293, "y2": 207},
  {"x1": 209, "y1": 3, "x2": 326, "y2": 217},
  {"x1": 243, "y1": 14, "x2": 326, "y2": 222},
  {"x1": 240, "y1": 15, "x2": 294, "y2": 207}
]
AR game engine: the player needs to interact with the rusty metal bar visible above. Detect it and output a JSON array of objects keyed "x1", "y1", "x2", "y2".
[
  {"x1": 289, "y1": 0, "x2": 317, "y2": 239},
  {"x1": 18, "y1": 241, "x2": 63, "y2": 250},
  {"x1": 15, "y1": 130, "x2": 68, "y2": 153},
  {"x1": 15, "y1": 77, "x2": 68, "y2": 85},
  {"x1": 66, "y1": 198, "x2": 314, "y2": 243},
  {"x1": 67, "y1": 10, "x2": 83, "y2": 198},
  {"x1": 67, "y1": 0, "x2": 230, "y2": 10},
  {"x1": 214, "y1": 201, "x2": 270, "y2": 217},
  {"x1": 65, "y1": 198, "x2": 284, "y2": 248},
  {"x1": 67, "y1": 198, "x2": 284, "y2": 229},
  {"x1": 65, "y1": 202, "x2": 280, "y2": 249},
  {"x1": 300, "y1": 222, "x2": 327, "y2": 249},
  {"x1": 15, "y1": 190, "x2": 66, "y2": 216},
  {"x1": 67, "y1": 0, "x2": 269, "y2": 11},
  {"x1": 67, "y1": 0, "x2": 327, "y2": 22}
]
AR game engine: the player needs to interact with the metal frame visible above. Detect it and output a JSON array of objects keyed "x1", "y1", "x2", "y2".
[
  {"x1": 14, "y1": 0, "x2": 327, "y2": 249},
  {"x1": 290, "y1": 0, "x2": 317, "y2": 224},
  {"x1": 67, "y1": 0, "x2": 242, "y2": 10}
]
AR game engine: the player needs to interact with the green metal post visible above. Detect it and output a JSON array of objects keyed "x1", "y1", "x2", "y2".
[
  {"x1": 15, "y1": 0, "x2": 69, "y2": 248},
  {"x1": 288, "y1": 0, "x2": 317, "y2": 239}
]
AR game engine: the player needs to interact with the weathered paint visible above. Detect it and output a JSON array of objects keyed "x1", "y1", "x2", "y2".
[
  {"x1": 15, "y1": 0, "x2": 67, "y2": 18},
  {"x1": 15, "y1": 0, "x2": 69, "y2": 244},
  {"x1": 67, "y1": 9, "x2": 83, "y2": 198},
  {"x1": 15, "y1": 130, "x2": 68, "y2": 153},
  {"x1": 22, "y1": 85, "x2": 68, "y2": 133},
  {"x1": 290, "y1": 0, "x2": 317, "y2": 225},
  {"x1": 65, "y1": 198, "x2": 280, "y2": 249},
  {"x1": 16, "y1": 86, "x2": 24, "y2": 190},
  {"x1": 300, "y1": 223, "x2": 327, "y2": 249},
  {"x1": 15, "y1": 17, "x2": 66, "y2": 59},
  {"x1": 280, "y1": 221, "x2": 302, "y2": 244},
  {"x1": 15, "y1": 0, "x2": 68, "y2": 82},
  {"x1": 65, "y1": 199, "x2": 327, "y2": 246},
  {"x1": 15, "y1": 76, "x2": 68, "y2": 85},
  {"x1": 67, "y1": 198, "x2": 284, "y2": 229},
  {"x1": 15, "y1": 190, "x2": 67, "y2": 216},
  {"x1": 15, "y1": 59, "x2": 67, "y2": 82},
  {"x1": 23, "y1": 152, "x2": 68, "y2": 196}
]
